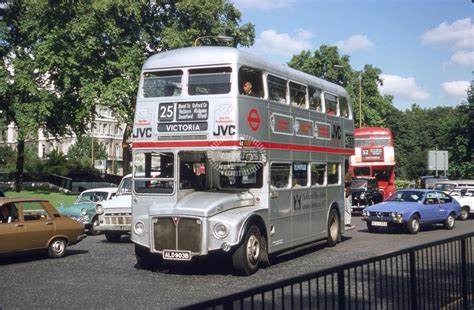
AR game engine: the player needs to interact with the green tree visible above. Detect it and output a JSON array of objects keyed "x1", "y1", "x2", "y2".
[
  {"x1": 445, "y1": 83, "x2": 474, "y2": 178},
  {"x1": 25, "y1": 0, "x2": 255, "y2": 175},
  {"x1": 1, "y1": 0, "x2": 255, "y2": 188},
  {"x1": 0, "y1": 1, "x2": 58, "y2": 191},
  {"x1": 67, "y1": 136, "x2": 108, "y2": 165},
  {"x1": 288, "y1": 46, "x2": 395, "y2": 128}
]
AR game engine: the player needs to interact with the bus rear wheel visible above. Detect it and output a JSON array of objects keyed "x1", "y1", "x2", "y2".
[
  {"x1": 232, "y1": 225, "x2": 262, "y2": 276},
  {"x1": 327, "y1": 209, "x2": 340, "y2": 247},
  {"x1": 135, "y1": 244, "x2": 162, "y2": 270}
]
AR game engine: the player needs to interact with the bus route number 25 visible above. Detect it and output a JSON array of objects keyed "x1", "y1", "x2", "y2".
[{"x1": 159, "y1": 103, "x2": 175, "y2": 122}]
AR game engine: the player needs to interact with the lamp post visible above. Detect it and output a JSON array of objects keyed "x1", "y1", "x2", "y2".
[
  {"x1": 358, "y1": 75, "x2": 362, "y2": 128},
  {"x1": 194, "y1": 35, "x2": 233, "y2": 46}
]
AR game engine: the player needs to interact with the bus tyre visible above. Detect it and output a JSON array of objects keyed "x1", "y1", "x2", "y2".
[
  {"x1": 135, "y1": 244, "x2": 162, "y2": 271},
  {"x1": 105, "y1": 232, "x2": 122, "y2": 243},
  {"x1": 327, "y1": 209, "x2": 340, "y2": 247},
  {"x1": 232, "y1": 225, "x2": 262, "y2": 276},
  {"x1": 407, "y1": 215, "x2": 420, "y2": 234},
  {"x1": 444, "y1": 213, "x2": 455, "y2": 230},
  {"x1": 459, "y1": 207, "x2": 469, "y2": 221}
]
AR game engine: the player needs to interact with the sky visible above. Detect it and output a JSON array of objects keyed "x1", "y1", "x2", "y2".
[{"x1": 232, "y1": 0, "x2": 473, "y2": 110}]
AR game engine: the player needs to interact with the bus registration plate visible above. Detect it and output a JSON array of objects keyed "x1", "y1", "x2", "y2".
[
  {"x1": 163, "y1": 250, "x2": 192, "y2": 261},
  {"x1": 372, "y1": 221, "x2": 387, "y2": 227}
]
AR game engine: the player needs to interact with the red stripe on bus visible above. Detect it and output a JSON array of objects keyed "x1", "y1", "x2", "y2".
[{"x1": 132, "y1": 141, "x2": 354, "y2": 155}]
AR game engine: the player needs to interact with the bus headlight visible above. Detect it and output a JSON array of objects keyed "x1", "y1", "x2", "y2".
[
  {"x1": 95, "y1": 204, "x2": 103, "y2": 215},
  {"x1": 134, "y1": 221, "x2": 145, "y2": 235},
  {"x1": 81, "y1": 208, "x2": 88, "y2": 216},
  {"x1": 213, "y1": 223, "x2": 229, "y2": 239},
  {"x1": 359, "y1": 193, "x2": 365, "y2": 200}
]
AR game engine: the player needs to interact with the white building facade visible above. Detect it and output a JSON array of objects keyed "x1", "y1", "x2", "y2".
[{"x1": 2, "y1": 106, "x2": 126, "y2": 174}]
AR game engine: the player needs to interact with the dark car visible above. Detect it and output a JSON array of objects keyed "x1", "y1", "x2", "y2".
[{"x1": 351, "y1": 177, "x2": 384, "y2": 213}]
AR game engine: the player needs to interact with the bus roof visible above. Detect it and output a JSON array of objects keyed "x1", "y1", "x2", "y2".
[
  {"x1": 354, "y1": 127, "x2": 392, "y2": 136},
  {"x1": 142, "y1": 46, "x2": 348, "y2": 97}
]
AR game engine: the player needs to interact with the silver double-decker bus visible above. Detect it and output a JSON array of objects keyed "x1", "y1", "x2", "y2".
[{"x1": 131, "y1": 47, "x2": 354, "y2": 275}]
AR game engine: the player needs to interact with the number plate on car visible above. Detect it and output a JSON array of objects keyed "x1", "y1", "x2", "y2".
[
  {"x1": 372, "y1": 221, "x2": 388, "y2": 227},
  {"x1": 163, "y1": 250, "x2": 192, "y2": 261}
]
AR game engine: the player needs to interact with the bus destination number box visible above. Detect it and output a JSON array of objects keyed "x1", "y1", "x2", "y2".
[{"x1": 158, "y1": 101, "x2": 209, "y2": 132}]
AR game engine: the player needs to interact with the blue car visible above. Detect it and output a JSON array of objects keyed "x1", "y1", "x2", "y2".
[{"x1": 362, "y1": 189, "x2": 461, "y2": 234}]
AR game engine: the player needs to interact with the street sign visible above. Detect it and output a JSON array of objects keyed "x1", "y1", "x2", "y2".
[{"x1": 427, "y1": 150, "x2": 448, "y2": 176}]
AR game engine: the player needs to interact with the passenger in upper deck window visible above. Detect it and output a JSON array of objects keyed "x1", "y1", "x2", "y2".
[
  {"x1": 163, "y1": 85, "x2": 175, "y2": 97},
  {"x1": 326, "y1": 108, "x2": 336, "y2": 115},
  {"x1": 241, "y1": 81, "x2": 257, "y2": 96}
]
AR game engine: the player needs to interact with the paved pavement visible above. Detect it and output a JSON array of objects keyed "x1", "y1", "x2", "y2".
[{"x1": 0, "y1": 217, "x2": 472, "y2": 309}]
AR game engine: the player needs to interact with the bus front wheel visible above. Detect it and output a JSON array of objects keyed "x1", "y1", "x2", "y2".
[
  {"x1": 327, "y1": 208, "x2": 340, "y2": 247},
  {"x1": 135, "y1": 244, "x2": 162, "y2": 270},
  {"x1": 232, "y1": 225, "x2": 262, "y2": 276}
]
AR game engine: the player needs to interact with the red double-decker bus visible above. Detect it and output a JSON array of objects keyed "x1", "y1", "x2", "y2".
[{"x1": 350, "y1": 127, "x2": 396, "y2": 199}]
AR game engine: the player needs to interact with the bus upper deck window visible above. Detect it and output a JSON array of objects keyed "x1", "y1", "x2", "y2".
[
  {"x1": 308, "y1": 87, "x2": 322, "y2": 112},
  {"x1": 188, "y1": 67, "x2": 231, "y2": 95},
  {"x1": 239, "y1": 67, "x2": 263, "y2": 97},
  {"x1": 268, "y1": 75, "x2": 287, "y2": 104},
  {"x1": 324, "y1": 93, "x2": 338, "y2": 115},
  {"x1": 290, "y1": 82, "x2": 307, "y2": 109},
  {"x1": 339, "y1": 97, "x2": 350, "y2": 118},
  {"x1": 143, "y1": 70, "x2": 182, "y2": 98}
]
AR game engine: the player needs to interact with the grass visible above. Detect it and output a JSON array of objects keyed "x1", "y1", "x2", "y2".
[{"x1": 4, "y1": 190, "x2": 78, "y2": 208}]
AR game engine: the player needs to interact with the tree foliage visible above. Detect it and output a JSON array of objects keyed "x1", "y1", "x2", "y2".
[
  {"x1": 0, "y1": 0, "x2": 255, "y2": 187},
  {"x1": 67, "y1": 136, "x2": 108, "y2": 164},
  {"x1": 289, "y1": 46, "x2": 472, "y2": 180},
  {"x1": 288, "y1": 46, "x2": 396, "y2": 128}
]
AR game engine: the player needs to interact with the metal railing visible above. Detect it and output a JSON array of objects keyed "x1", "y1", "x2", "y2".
[{"x1": 182, "y1": 232, "x2": 474, "y2": 310}]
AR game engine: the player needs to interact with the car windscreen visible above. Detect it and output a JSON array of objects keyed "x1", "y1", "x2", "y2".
[
  {"x1": 387, "y1": 191, "x2": 424, "y2": 203},
  {"x1": 76, "y1": 192, "x2": 110, "y2": 203},
  {"x1": 351, "y1": 179, "x2": 368, "y2": 189}
]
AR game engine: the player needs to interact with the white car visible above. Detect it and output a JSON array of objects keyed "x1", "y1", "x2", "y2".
[
  {"x1": 450, "y1": 187, "x2": 474, "y2": 220},
  {"x1": 95, "y1": 174, "x2": 132, "y2": 242}
]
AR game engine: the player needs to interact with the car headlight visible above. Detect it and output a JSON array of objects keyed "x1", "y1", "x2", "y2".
[
  {"x1": 134, "y1": 221, "x2": 145, "y2": 235},
  {"x1": 81, "y1": 208, "x2": 88, "y2": 216},
  {"x1": 96, "y1": 204, "x2": 103, "y2": 215},
  {"x1": 362, "y1": 210, "x2": 369, "y2": 217},
  {"x1": 391, "y1": 212, "x2": 402, "y2": 219},
  {"x1": 213, "y1": 223, "x2": 229, "y2": 239}
]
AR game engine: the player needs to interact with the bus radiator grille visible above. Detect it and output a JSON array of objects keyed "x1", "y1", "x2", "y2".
[{"x1": 153, "y1": 217, "x2": 202, "y2": 253}]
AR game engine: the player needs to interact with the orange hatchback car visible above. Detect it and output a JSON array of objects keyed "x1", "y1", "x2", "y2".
[{"x1": 0, "y1": 198, "x2": 86, "y2": 258}]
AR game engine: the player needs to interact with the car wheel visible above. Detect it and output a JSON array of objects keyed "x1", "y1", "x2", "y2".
[
  {"x1": 407, "y1": 215, "x2": 420, "y2": 234},
  {"x1": 135, "y1": 244, "x2": 162, "y2": 270},
  {"x1": 367, "y1": 222, "x2": 379, "y2": 233},
  {"x1": 48, "y1": 238, "x2": 67, "y2": 258},
  {"x1": 327, "y1": 209, "x2": 340, "y2": 247},
  {"x1": 88, "y1": 217, "x2": 102, "y2": 236},
  {"x1": 444, "y1": 213, "x2": 455, "y2": 230},
  {"x1": 105, "y1": 232, "x2": 122, "y2": 242},
  {"x1": 232, "y1": 225, "x2": 262, "y2": 276},
  {"x1": 459, "y1": 207, "x2": 469, "y2": 221}
]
